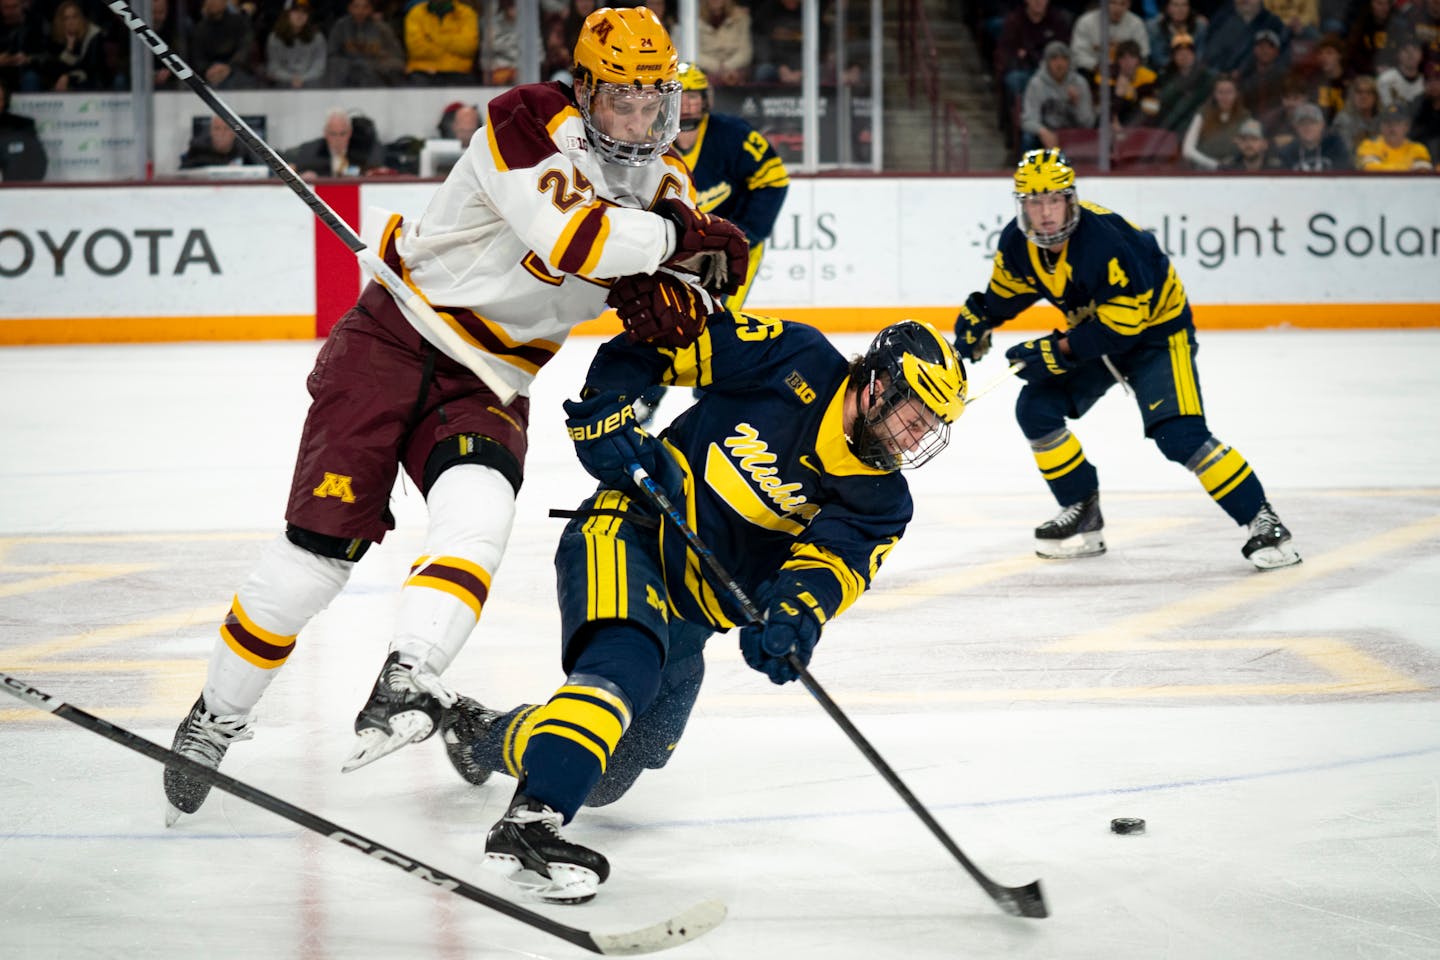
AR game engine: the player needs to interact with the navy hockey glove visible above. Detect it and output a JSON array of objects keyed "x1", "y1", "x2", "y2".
[
  {"x1": 739, "y1": 581, "x2": 824, "y2": 685},
  {"x1": 953, "y1": 292, "x2": 996, "y2": 362},
  {"x1": 563, "y1": 391, "x2": 661, "y2": 490},
  {"x1": 656, "y1": 197, "x2": 749, "y2": 296},
  {"x1": 608, "y1": 272, "x2": 713, "y2": 348},
  {"x1": 1006, "y1": 331, "x2": 1074, "y2": 382}
]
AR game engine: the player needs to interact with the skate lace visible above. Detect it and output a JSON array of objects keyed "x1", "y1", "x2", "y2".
[
  {"x1": 508, "y1": 804, "x2": 564, "y2": 836},
  {"x1": 1051, "y1": 501, "x2": 1086, "y2": 525},
  {"x1": 385, "y1": 661, "x2": 459, "y2": 709},
  {"x1": 1249, "y1": 503, "x2": 1280, "y2": 537},
  {"x1": 179, "y1": 711, "x2": 254, "y2": 765}
]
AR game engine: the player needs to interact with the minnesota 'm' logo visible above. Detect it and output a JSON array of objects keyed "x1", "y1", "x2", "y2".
[
  {"x1": 312, "y1": 472, "x2": 356, "y2": 503},
  {"x1": 592, "y1": 18, "x2": 613, "y2": 43}
]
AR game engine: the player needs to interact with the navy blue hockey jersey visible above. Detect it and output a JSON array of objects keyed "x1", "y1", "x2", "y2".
[
  {"x1": 680, "y1": 112, "x2": 790, "y2": 246},
  {"x1": 582, "y1": 316, "x2": 910, "y2": 631}
]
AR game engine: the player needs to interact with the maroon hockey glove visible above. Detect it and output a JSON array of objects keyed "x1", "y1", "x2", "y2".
[
  {"x1": 608, "y1": 272, "x2": 713, "y2": 348},
  {"x1": 655, "y1": 197, "x2": 749, "y2": 296}
]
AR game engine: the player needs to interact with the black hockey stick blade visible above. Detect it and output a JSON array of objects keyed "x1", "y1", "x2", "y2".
[
  {"x1": 788, "y1": 654, "x2": 1049, "y2": 919},
  {"x1": 626, "y1": 464, "x2": 1047, "y2": 919},
  {"x1": 0, "y1": 672, "x2": 724, "y2": 955}
]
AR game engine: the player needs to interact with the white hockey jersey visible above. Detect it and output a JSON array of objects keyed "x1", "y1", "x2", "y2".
[{"x1": 378, "y1": 81, "x2": 702, "y2": 400}]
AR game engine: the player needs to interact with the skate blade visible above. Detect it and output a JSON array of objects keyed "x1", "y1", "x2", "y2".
[
  {"x1": 1249, "y1": 543, "x2": 1301, "y2": 570},
  {"x1": 1035, "y1": 531, "x2": 1106, "y2": 559},
  {"x1": 341, "y1": 712, "x2": 435, "y2": 773},
  {"x1": 483, "y1": 854, "x2": 600, "y2": 905}
]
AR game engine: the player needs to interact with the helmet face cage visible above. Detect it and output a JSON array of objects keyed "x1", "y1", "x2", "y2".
[
  {"x1": 1013, "y1": 147, "x2": 1080, "y2": 248},
  {"x1": 572, "y1": 7, "x2": 681, "y2": 166},
  {"x1": 850, "y1": 321, "x2": 967, "y2": 471},
  {"x1": 576, "y1": 80, "x2": 682, "y2": 165}
]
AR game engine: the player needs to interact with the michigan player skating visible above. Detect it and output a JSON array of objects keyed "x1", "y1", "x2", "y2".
[
  {"x1": 953, "y1": 148, "x2": 1300, "y2": 571},
  {"x1": 160, "y1": 6, "x2": 750, "y2": 825},
  {"x1": 438, "y1": 316, "x2": 967, "y2": 904}
]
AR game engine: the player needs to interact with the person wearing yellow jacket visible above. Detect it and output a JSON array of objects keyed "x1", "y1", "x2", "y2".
[{"x1": 405, "y1": 0, "x2": 479, "y2": 85}]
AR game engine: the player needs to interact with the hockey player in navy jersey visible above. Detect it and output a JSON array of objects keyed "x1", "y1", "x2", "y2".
[
  {"x1": 440, "y1": 311, "x2": 966, "y2": 903},
  {"x1": 633, "y1": 61, "x2": 790, "y2": 425},
  {"x1": 159, "y1": 6, "x2": 751, "y2": 826},
  {"x1": 953, "y1": 147, "x2": 1300, "y2": 570}
]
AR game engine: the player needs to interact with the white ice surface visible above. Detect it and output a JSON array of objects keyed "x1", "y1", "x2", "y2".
[{"x1": 2, "y1": 329, "x2": 1438, "y2": 959}]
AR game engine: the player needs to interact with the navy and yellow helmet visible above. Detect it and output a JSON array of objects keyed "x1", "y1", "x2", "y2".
[
  {"x1": 677, "y1": 61, "x2": 710, "y2": 93},
  {"x1": 852, "y1": 320, "x2": 966, "y2": 471},
  {"x1": 1013, "y1": 148, "x2": 1080, "y2": 247}
]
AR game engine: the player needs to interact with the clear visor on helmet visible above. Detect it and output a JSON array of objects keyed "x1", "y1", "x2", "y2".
[
  {"x1": 851, "y1": 374, "x2": 952, "y2": 471},
  {"x1": 578, "y1": 80, "x2": 682, "y2": 166},
  {"x1": 1015, "y1": 188, "x2": 1079, "y2": 248}
]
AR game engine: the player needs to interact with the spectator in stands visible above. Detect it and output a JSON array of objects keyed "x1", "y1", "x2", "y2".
[
  {"x1": 562, "y1": 0, "x2": 598, "y2": 55},
  {"x1": 1355, "y1": 102, "x2": 1434, "y2": 169},
  {"x1": 484, "y1": 0, "x2": 519, "y2": 85},
  {"x1": 1183, "y1": 72, "x2": 1253, "y2": 168},
  {"x1": 1205, "y1": 0, "x2": 1286, "y2": 75},
  {"x1": 145, "y1": 0, "x2": 189, "y2": 91},
  {"x1": 542, "y1": 11, "x2": 574, "y2": 82},
  {"x1": 1099, "y1": 38, "x2": 1161, "y2": 128},
  {"x1": 1240, "y1": 29, "x2": 1289, "y2": 128},
  {"x1": 1331, "y1": 73, "x2": 1382, "y2": 156},
  {"x1": 1071, "y1": 0, "x2": 1149, "y2": 73},
  {"x1": 1310, "y1": 32, "x2": 1347, "y2": 121},
  {"x1": 1220, "y1": 116, "x2": 1283, "y2": 167},
  {"x1": 995, "y1": 0, "x2": 1074, "y2": 136},
  {"x1": 267, "y1": 0, "x2": 326, "y2": 88},
  {"x1": 446, "y1": 102, "x2": 480, "y2": 148},
  {"x1": 1021, "y1": 40, "x2": 1095, "y2": 152},
  {"x1": 1, "y1": 0, "x2": 49, "y2": 93},
  {"x1": 1153, "y1": 31, "x2": 1215, "y2": 132},
  {"x1": 47, "y1": 0, "x2": 107, "y2": 91},
  {"x1": 404, "y1": 0, "x2": 479, "y2": 86},
  {"x1": 1410, "y1": 0, "x2": 1440, "y2": 63},
  {"x1": 1264, "y1": 0, "x2": 1320, "y2": 48},
  {"x1": 697, "y1": 0, "x2": 751, "y2": 86},
  {"x1": 181, "y1": 114, "x2": 262, "y2": 169},
  {"x1": 1377, "y1": 35, "x2": 1425, "y2": 111},
  {"x1": 1345, "y1": 0, "x2": 1400, "y2": 78},
  {"x1": 752, "y1": 0, "x2": 804, "y2": 84},
  {"x1": 642, "y1": 0, "x2": 678, "y2": 36},
  {"x1": 1265, "y1": 72, "x2": 1315, "y2": 147},
  {"x1": 327, "y1": 0, "x2": 404, "y2": 87},
  {"x1": 0, "y1": 72, "x2": 45, "y2": 180},
  {"x1": 1148, "y1": 0, "x2": 1208, "y2": 71},
  {"x1": 189, "y1": 0, "x2": 258, "y2": 89},
  {"x1": 1275, "y1": 99, "x2": 1352, "y2": 167},
  {"x1": 1410, "y1": 61, "x2": 1440, "y2": 158},
  {"x1": 284, "y1": 107, "x2": 385, "y2": 180}
]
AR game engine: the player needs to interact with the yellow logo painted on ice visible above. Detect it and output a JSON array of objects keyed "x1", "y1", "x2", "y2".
[{"x1": 312, "y1": 472, "x2": 357, "y2": 503}]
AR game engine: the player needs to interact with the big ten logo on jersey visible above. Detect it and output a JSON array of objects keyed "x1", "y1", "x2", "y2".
[
  {"x1": 312, "y1": 472, "x2": 357, "y2": 503},
  {"x1": 785, "y1": 370, "x2": 816, "y2": 403},
  {"x1": 734, "y1": 312, "x2": 782, "y2": 341}
]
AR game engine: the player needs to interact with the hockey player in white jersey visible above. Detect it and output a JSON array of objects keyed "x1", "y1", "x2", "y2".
[{"x1": 162, "y1": 5, "x2": 749, "y2": 825}]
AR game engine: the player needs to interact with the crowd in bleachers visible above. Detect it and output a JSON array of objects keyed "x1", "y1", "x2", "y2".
[
  {"x1": 0, "y1": 0, "x2": 870, "y2": 94},
  {"x1": 971, "y1": 0, "x2": 1440, "y2": 172}
]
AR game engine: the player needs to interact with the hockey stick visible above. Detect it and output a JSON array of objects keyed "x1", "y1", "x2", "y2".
[
  {"x1": 0, "y1": 672, "x2": 724, "y2": 955},
  {"x1": 105, "y1": 0, "x2": 517, "y2": 405},
  {"x1": 965, "y1": 361, "x2": 1025, "y2": 404},
  {"x1": 626, "y1": 465, "x2": 1048, "y2": 919}
]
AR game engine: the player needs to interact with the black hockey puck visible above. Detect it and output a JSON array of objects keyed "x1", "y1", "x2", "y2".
[{"x1": 1110, "y1": 817, "x2": 1146, "y2": 835}]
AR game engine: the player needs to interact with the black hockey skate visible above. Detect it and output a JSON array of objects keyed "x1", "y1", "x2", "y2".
[
  {"x1": 484, "y1": 791, "x2": 610, "y2": 904},
  {"x1": 440, "y1": 696, "x2": 500, "y2": 786},
  {"x1": 1242, "y1": 501, "x2": 1301, "y2": 570},
  {"x1": 163, "y1": 695, "x2": 254, "y2": 826},
  {"x1": 342, "y1": 651, "x2": 455, "y2": 772},
  {"x1": 1034, "y1": 491, "x2": 1106, "y2": 559}
]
